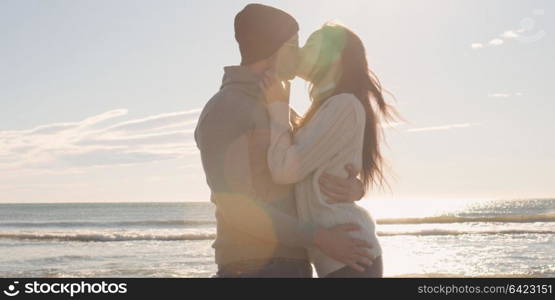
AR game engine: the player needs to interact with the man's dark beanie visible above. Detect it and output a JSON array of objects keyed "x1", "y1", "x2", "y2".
[{"x1": 234, "y1": 3, "x2": 299, "y2": 65}]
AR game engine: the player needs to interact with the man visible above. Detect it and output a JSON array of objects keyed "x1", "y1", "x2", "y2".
[{"x1": 194, "y1": 3, "x2": 375, "y2": 278}]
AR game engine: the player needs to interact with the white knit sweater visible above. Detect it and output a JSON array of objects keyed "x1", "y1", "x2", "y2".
[{"x1": 267, "y1": 93, "x2": 383, "y2": 277}]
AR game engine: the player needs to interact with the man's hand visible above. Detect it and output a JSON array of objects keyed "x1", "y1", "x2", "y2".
[
  {"x1": 319, "y1": 164, "x2": 364, "y2": 203},
  {"x1": 313, "y1": 223, "x2": 375, "y2": 272},
  {"x1": 260, "y1": 71, "x2": 290, "y2": 104}
]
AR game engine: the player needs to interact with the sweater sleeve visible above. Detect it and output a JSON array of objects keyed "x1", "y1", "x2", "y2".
[{"x1": 267, "y1": 94, "x2": 361, "y2": 184}]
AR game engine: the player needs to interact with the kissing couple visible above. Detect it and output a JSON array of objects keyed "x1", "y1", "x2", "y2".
[{"x1": 195, "y1": 3, "x2": 399, "y2": 278}]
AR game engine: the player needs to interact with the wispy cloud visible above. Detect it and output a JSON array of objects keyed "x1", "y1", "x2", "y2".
[
  {"x1": 488, "y1": 92, "x2": 523, "y2": 98},
  {"x1": 488, "y1": 93, "x2": 511, "y2": 98},
  {"x1": 488, "y1": 38, "x2": 504, "y2": 46},
  {"x1": 470, "y1": 10, "x2": 545, "y2": 50},
  {"x1": 501, "y1": 30, "x2": 519, "y2": 39},
  {"x1": 101, "y1": 109, "x2": 200, "y2": 133},
  {"x1": 0, "y1": 108, "x2": 201, "y2": 172},
  {"x1": 407, "y1": 123, "x2": 478, "y2": 133},
  {"x1": 470, "y1": 37, "x2": 505, "y2": 49}
]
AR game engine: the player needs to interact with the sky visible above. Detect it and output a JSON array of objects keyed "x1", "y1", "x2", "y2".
[{"x1": 1, "y1": 0, "x2": 554, "y2": 204}]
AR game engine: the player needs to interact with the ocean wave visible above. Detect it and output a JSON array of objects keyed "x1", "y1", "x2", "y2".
[
  {"x1": 1, "y1": 227, "x2": 553, "y2": 242},
  {"x1": 0, "y1": 232, "x2": 216, "y2": 242},
  {"x1": 377, "y1": 229, "x2": 555, "y2": 237},
  {"x1": 2, "y1": 214, "x2": 553, "y2": 229},
  {"x1": 377, "y1": 214, "x2": 555, "y2": 225},
  {"x1": 0, "y1": 220, "x2": 216, "y2": 228}
]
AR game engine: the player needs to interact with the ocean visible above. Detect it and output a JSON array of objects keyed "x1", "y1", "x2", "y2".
[{"x1": 1, "y1": 198, "x2": 554, "y2": 278}]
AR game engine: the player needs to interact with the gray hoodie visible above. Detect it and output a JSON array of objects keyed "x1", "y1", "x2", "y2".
[{"x1": 194, "y1": 66, "x2": 316, "y2": 266}]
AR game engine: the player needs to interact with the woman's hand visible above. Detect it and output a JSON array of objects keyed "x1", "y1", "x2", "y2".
[
  {"x1": 319, "y1": 164, "x2": 365, "y2": 203},
  {"x1": 260, "y1": 71, "x2": 290, "y2": 104}
]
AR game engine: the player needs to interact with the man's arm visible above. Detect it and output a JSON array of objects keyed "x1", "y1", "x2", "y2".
[
  {"x1": 214, "y1": 193, "x2": 317, "y2": 248},
  {"x1": 200, "y1": 96, "x2": 317, "y2": 248},
  {"x1": 319, "y1": 165, "x2": 365, "y2": 203}
]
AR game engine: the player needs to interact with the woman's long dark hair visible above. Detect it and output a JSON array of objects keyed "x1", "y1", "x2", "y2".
[{"x1": 294, "y1": 23, "x2": 402, "y2": 194}]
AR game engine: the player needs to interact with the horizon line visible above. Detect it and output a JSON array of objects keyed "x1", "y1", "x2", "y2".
[{"x1": 1, "y1": 196, "x2": 554, "y2": 205}]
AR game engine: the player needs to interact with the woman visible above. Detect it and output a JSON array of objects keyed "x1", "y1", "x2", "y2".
[{"x1": 261, "y1": 22, "x2": 400, "y2": 278}]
